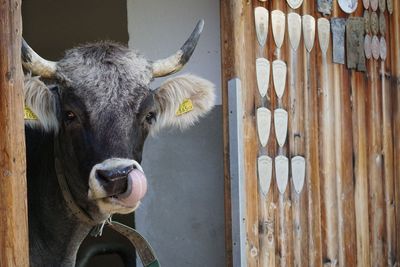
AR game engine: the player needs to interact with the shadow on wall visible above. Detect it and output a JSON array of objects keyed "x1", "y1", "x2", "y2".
[{"x1": 22, "y1": 0, "x2": 128, "y2": 60}]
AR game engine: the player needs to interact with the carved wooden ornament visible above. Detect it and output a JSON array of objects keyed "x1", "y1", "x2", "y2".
[
  {"x1": 274, "y1": 108, "x2": 288, "y2": 147},
  {"x1": 318, "y1": 18, "x2": 330, "y2": 55},
  {"x1": 380, "y1": 37, "x2": 387, "y2": 61},
  {"x1": 364, "y1": 10, "x2": 371, "y2": 35},
  {"x1": 255, "y1": 7, "x2": 269, "y2": 47},
  {"x1": 291, "y1": 156, "x2": 306, "y2": 194},
  {"x1": 371, "y1": 35, "x2": 380, "y2": 60},
  {"x1": 338, "y1": 0, "x2": 358, "y2": 14},
  {"x1": 302, "y1": 15, "x2": 316, "y2": 52},
  {"x1": 271, "y1": 10, "x2": 286, "y2": 49},
  {"x1": 331, "y1": 18, "x2": 346, "y2": 64},
  {"x1": 387, "y1": 0, "x2": 393, "y2": 14},
  {"x1": 258, "y1": 155, "x2": 272, "y2": 196},
  {"x1": 371, "y1": 11, "x2": 379, "y2": 35},
  {"x1": 287, "y1": 0, "x2": 303, "y2": 9},
  {"x1": 371, "y1": 0, "x2": 378, "y2": 11},
  {"x1": 272, "y1": 60, "x2": 287, "y2": 99},
  {"x1": 256, "y1": 58, "x2": 270, "y2": 98},
  {"x1": 288, "y1": 13, "x2": 302, "y2": 51},
  {"x1": 379, "y1": 0, "x2": 386, "y2": 12},
  {"x1": 379, "y1": 12, "x2": 386, "y2": 35},
  {"x1": 363, "y1": 0, "x2": 369, "y2": 9},
  {"x1": 364, "y1": 34, "x2": 372, "y2": 59},
  {"x1": 275, "y1": 155, "x2": 289, "y2": 194},
  {"x1": 256, "y1": 107, "x2": 271, "y2": 147}
]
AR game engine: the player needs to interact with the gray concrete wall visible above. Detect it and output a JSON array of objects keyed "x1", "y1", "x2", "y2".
[{"x1": 127, "y1": 1, "x2": 225, "y2": 266}]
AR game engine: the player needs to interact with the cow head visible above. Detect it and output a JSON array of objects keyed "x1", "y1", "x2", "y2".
[{"x1": 22, "y1": 20, "x2": 215, "y2": 223}]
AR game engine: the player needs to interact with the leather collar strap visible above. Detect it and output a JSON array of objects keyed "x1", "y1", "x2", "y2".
[{"x1": 53, "y1": 141, "x2": 160, "y2": 267}]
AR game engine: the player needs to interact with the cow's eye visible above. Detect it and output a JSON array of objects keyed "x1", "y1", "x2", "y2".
[
  {"x1": 145, "y1": 112, "x2": 156, "y2": 124},
  {"x1": 64, "y1": 111, "x2": 76, "y2": 122}
]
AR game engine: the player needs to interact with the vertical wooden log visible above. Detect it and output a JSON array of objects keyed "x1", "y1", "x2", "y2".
[
  {"x1": 347, "y1": 7, "x2": 371, "y2": 267},
  {"x1": 366, "y1": 31, "x2": 386, "y2": 267},
  {"x1": 316, "y1": 14, "x2": 339, "y2": 266},
  {"x1": 271, "y1": 1, "x2": 293, "y2": 266},
  {"x1": 287, "y1": 7, "x2": 308, "y2": 267},
  {"x1": 389, "y1": 0, "x2": 400, "y2": 262},
  {"x1": 0, "y1": 0, "x2": 29, "y2": 266},
  {"x1": 265, "y1": 2, "x2": 278, "y2": 266},
  {"x1": 221, "y1": 1, "x2": 260, "y2": 266},
  {"x1": 351, "y1": 69, "x2": 371, "y2": 267},
  {"x1": 331, "y1": 3, "x2": 357, "y2": 266},
  {"x1": 351, "y1": 20, "x2": 372, "y2": 267},
  {"x1": 220, "y1": 1, "x2": 233, "y2": 265},
  {"x1": 253, "y1": 1, "x2": 277, "y2": 267},
  {"x1": 381, "y1": 10, "x2": 396, "y2": 266},
  {"x1": 301, "y1": 1, "x2": 323, "y2": 266}
]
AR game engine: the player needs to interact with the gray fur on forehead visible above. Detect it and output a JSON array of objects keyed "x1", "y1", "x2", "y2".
[{"x1": 56, "y1": 41, "x2": 153, "y2": 112}]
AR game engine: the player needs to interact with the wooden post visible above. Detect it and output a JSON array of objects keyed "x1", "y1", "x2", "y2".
[
  {"x1": 389, "y1": 0, "x2": 400, "y2": 261},
  {"x1": 301, "y1": 2, "x2": 323, "y2": 266},
  {"x1": 221, "y1": 1, "x2": 259, "y2": 266},
  {"x1": 0, "y1": 0, "x2": 29, "y2": 266},
  {"x1": 381, "y1": 9, "x2": 396, "y2": 266}
]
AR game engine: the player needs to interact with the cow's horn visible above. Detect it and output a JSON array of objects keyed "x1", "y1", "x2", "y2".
[
  {"x1": 21, "y1": 39, "x2": 57, "y2": 78},
  {"x1": 152, "y1": 19, "x2": 204, "y2": 78}
]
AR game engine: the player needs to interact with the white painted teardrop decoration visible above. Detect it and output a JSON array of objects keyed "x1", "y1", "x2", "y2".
[
  {"x1": 272, "y1": 60, "x2": 287, "y2": 99},
  {"x1": 287, "y1": 0, "x2": 303, "y2": 9},
  {"x1": 274, "y1": 108, "x2": 288, "y2": 147},
  {"x1": 271, "y1": 10, "x2": 286, "y2": 49},
  {"x1": 256, "y1": 107, "x2": 271, "y2": 147},
  {"x1": 288, "y1": 13, "x2": 302, "y2": 52},
  {"x1": 302, "y1": 15, "x2": 316, "y2": 52},
  {"x1": 317, "y1": 18, "x2": 330, "y2": 55},
  {"x1": 258, "y1": 155, "x2": 273, "y2": 196},
  {"x1": 291, "y1": 156, "x2": 306, "y2": 194},
  {"x1": 275, "y1": 155, "x2": 289, "y2": 194},
  {"x1": 255, "y1": 7, "x2": 269, "y2": 47},
  {"x1": 256, "y1": 58, "x2": 270, "y2": 98}
]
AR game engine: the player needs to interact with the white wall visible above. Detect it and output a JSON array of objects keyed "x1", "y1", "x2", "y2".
[{"x1": 127, "y1": 0, "x2": 222, "y2": 104}]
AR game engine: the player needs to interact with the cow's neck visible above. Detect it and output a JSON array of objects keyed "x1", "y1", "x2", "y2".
[{"x1": 26, "y1": 128, "x2": 92, "y2": 267}]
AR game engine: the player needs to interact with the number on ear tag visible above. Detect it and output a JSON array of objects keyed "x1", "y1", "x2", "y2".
[
  {"x1": 24, "y1": 106, "x2": 38, "y2": 120},
  {"x1": 176, "y1": 99, "x2": 194, "y2": 116}
]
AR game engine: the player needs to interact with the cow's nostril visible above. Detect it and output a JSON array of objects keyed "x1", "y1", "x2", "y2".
[
  {"x1": 95, "y1": 165, "x2": 134, "y2": 196},
  {"x1": 96, "y1": 165, "x2": 134, "y2": 181}
]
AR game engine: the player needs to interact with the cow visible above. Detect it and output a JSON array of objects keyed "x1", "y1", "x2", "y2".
[{"x1": 21, "y1": 20, "x2": 215, "y2": 266}]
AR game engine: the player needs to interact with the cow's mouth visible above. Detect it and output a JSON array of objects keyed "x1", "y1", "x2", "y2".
[
  {"x1": 107, "y1": 168, "x2": 147, "y2": 207},
  {"x1": 88, "y1": 159, "x2": 148, "y2": 211}
]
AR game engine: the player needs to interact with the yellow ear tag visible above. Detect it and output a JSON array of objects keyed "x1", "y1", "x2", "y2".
[
  {"x1": 176, "y1": 98, "x2": 194, "y2": 116},
  {"x1": 24, "y1": 106, "x2": 38, "y2": 120}
]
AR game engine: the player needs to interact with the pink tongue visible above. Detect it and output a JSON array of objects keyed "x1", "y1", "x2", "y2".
[{"x1": 119, "y1": 169, "x2": 147, "y2": 206}]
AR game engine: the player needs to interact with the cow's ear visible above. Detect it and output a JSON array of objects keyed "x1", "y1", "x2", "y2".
[
  {"x1": 153, "y1": 74, "x2": 215, "y2": 132},
  {"x1": 24, "y1": 75, "x2": 59, "y2": 132}
]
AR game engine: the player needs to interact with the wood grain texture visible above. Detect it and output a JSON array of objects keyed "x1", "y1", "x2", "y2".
[
  {"x1": 271, "y1": 2, "x2": 293, "y2": 267},
  {"x1": 366, "y1": 41, "x2": 386, "y2": 267},
  {"x1": 316, "y1": 14, "x2": 339, "y2": 266},
  {"x1": 332, "y1": 2, "x2": 357, "y2": 266},
  {"x1": 287, "y1": 6, "x2": 308, "y2": 267},
  {"x1": 389, "y1": 1, "x2": 400, "y2": 263},
  {"x1": 0, "y1": 0, "x2": 29, "y2": 266},
  {"x1": 221, "y1": 1, "x2": 399, "y2": 266},
  {"x1": 301, "y1": 1, "x2": 323, "y2": 266},
  {"x1": 381, "y1": 10, "x2": 396, "y2": 266}
]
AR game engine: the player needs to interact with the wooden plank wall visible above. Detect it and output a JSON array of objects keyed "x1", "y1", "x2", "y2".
[
  {"x1": 0, "y1": 0, "x2": 29, "y2": 266},
  {"x1": 221, "y1": 0, "x2": 400, "y2": 266}
]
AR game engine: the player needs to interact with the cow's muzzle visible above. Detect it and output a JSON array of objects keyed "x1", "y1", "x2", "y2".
[
  {"x1": 88, "y1": 158, "x2": 147, "y2": 208},
  {"x1": 96, "y1": 165, "x2": 133, "y2": 197}
]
